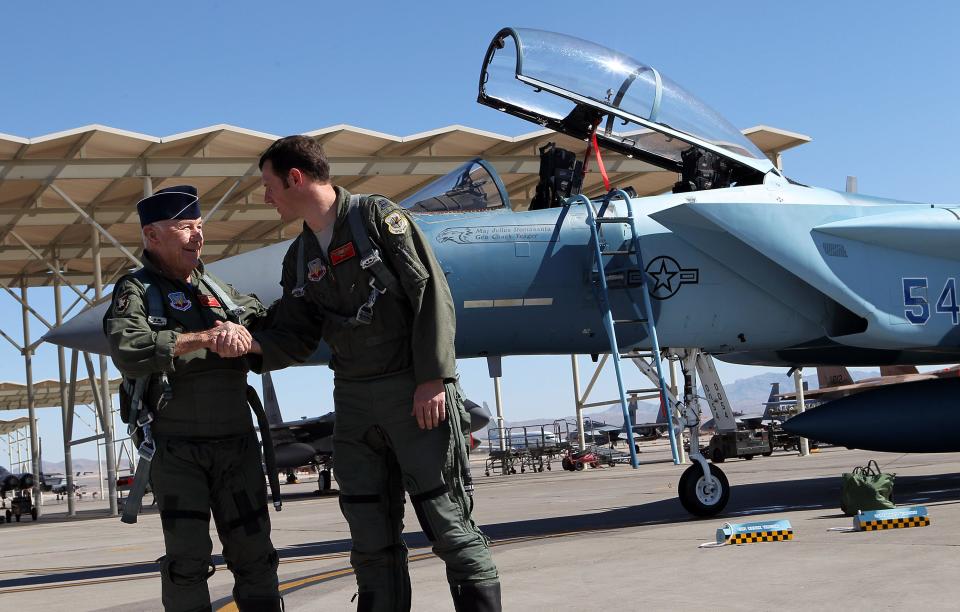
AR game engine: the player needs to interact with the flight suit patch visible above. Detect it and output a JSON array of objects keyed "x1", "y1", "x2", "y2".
[
  {"x1": 307, "y1": 258, "x2": 327, "y2": 281},
  {"x1": 197, "y1": 294, "x2": 222, "y2": 308},
  {"x1": 168, "y1": 291, "x2": 192, "y2": 312},
  {"x1": 330, "y1": 242, "x2": 356, "y2": 265},
  {"x1": 384, "y1": 211, "x2": 409, "y2": 235},
  {"x1": 114, "y1": 294, "x2": 130, "y2": 315}
]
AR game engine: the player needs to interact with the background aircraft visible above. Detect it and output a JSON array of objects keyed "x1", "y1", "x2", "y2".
[
  {"x1": 261, "y1": 372, "x2": 493, "y2": 492},
  {"x1": 43, "y1": 28, "x2": 960, "y2": 515},
  {"x1": 779, "y1": 365, "x2": 960, "y2": 402}
]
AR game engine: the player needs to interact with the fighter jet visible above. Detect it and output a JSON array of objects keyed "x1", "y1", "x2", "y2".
[
  {"x1": 44, "y1": 28, "x2": 960, "y2": 515},
  {"x1": 779, "y1": 365, "x2": 959, "y2": 403}
]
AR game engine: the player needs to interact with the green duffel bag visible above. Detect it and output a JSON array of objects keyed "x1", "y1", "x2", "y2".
[{"x1": 841, "y1": 459, "x2": 895, "y2": 516}]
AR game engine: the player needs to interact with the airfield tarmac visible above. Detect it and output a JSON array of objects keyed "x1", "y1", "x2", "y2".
[{"x1": 2, "y1": 441, "x2": 959, "y2": 611}]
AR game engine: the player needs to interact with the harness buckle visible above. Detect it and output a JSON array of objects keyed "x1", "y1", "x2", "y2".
[
  {"x1": 136, "y1": 411, "x2": 154, "y2": 428},
  {"x1": 291, "y1": 287, "x2": 305, "y2": 298},
  {"x1": 356, "y1": 302, "x2": 374, "y2": 325},
  {"x1": 368, "y1": 276, "x2": 387, "y2": 295},
  {"x1": 147, "y1": 315, "x2": 168, "y2": 326},
  {"x1": 138, "y1": 439, "x2": 156, "y2": 462},
  {"x1": 360, "y1": 249, "x2": 382, "y2": 270}
]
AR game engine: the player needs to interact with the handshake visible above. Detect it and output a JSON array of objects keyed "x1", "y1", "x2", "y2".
[{"x1": 204, "y1": 320, "x2": 258, "y2": 358}]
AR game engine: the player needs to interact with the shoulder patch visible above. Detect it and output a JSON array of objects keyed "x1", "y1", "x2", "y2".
[
  {"x1": 114, "y1": 294, "x2": 130, "y2": 315},
  {"x1": 384, "y1": 210, "x2": 409, "y2": 235}
]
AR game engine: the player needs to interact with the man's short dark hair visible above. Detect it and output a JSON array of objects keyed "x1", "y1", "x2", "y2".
[{"x1": 259, "y1": 135, "x2": 330, "y2": 186}]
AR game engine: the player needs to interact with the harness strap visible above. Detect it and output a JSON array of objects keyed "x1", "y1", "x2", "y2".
[
  {"x1": 120, "y1": 429, "x2": 155, "y2": 524},
  {"x1": 291, "y1": 194, "x2": 402, "y2": 329},
  {"x1": 246, "y1": 386, "x2": 283, "y2": 512},
  {"x1": 348, "y1": 194, "x2": 400, "y2": 295},
  {"x1": 199, "y1": 273, "x2": 245, "y2": 322},
  {"x1": 292, "y1": 238, "x2": 306, "y2": 298},
  {"x1": 132, "y1": 268, "x2": 167, "y2": 327}
]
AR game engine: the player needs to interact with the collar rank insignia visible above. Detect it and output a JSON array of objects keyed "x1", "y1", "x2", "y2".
[
  {"x1": 330, "y1": 242, "x2": 356, "y2": 266},
  {"x1": 307, "y1": 258, "x2": 327, "y2": 281},
  {"x1": 197, "y1": 294, "x2": 222, "y2": 308},
  {"x1": 384, "y1": 211, "x2": 409, "y2": 235},
  {"x1": 168, "y1": 291, "x2": 192, "y2": 312}
]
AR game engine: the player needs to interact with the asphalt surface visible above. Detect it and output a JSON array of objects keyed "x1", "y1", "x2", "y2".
[{"x1": 2, "y1": 441, "x2": 959, "y2": 611}]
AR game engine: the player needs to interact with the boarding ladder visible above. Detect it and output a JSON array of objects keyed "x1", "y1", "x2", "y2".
[{"x1": 574, "y1": 190, "x2": 681, "y2": 467}]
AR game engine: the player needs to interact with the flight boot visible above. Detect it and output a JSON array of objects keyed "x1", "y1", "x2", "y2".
[{"x1": 450, "y1": 581, "x2": 502, "y2": 612}]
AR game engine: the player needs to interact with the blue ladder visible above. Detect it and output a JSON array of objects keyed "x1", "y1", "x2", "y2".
[{"x1": 574, "y1": 190, "x2": 681, "y2": 467}]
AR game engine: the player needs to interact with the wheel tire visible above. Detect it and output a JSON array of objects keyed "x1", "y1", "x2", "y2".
[
  {"x1": 678, "y1": 463, "x2": 730, "y2": 517},
  {"x1": 319, "y1": 470, "x2": 332, "y2": 492},
  {"x1": 575, "y1": 462, "x2": 585, "y2": 471},
  {"x1": 743, "y1": 454, "x2": 754, "y2": 460},
  {"x1": 711, "y1": 448, "x2": 725, "y2": 463},
  {"x1": 30, "y1": 507, "x2": 37, "y2": 521}
]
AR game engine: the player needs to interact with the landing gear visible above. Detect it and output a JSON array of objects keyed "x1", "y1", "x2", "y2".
[
  {"x1": 318, "y1": 469, "x2": 332, "y2": 493},
  {"x1": 678, "y1": 462, "x2": 729, "y2": 517}
]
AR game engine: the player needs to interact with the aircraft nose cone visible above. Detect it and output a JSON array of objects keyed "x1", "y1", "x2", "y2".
[{"x1": 42, "y1": 301, "x2": 111, "y2": 355}]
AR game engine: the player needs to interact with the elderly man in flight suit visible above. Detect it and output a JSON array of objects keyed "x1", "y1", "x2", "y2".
[
  {"x1": 236, "y1": 135, "x2": 501, "y2": 611},
  {"x1": 103, "y1": 185, "x2": 282, "y2": 612}
]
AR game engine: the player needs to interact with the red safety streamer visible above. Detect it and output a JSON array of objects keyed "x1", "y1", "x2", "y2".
[{"x1": 590, "y1": 128, "x2": 612, "y2": 192}]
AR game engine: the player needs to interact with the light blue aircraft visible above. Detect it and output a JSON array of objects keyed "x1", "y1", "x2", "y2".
[{"x1": 46, "y1": 28, "x2": 960, "y2": 515}]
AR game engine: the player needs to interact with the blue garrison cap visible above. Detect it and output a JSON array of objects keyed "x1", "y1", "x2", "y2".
[{"x1": 136, "y1": 185, "x2": 201, "y2": 226}]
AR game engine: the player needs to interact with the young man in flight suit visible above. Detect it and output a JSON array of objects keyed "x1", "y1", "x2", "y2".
[
  {"x1": 241, "y1": 136, "x2": 501, "y2": 611},
  {"x1": 104, "y1": 185, "x2": 282, "y2": 612}
]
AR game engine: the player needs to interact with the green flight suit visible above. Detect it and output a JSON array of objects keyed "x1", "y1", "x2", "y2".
[
  {"x1": 104, "y1": 254, "x2": 281, "y2": 612},
  {"x1": 252, "y1": 187, "x2": 498, "y2": 610}
]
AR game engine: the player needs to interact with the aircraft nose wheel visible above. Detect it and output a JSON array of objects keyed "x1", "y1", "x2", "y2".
[{"x1": 678, "y1": 463, "x2": 729, "y2": 517}]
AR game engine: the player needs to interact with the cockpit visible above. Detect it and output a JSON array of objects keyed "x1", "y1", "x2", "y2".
[{"x1": 401, "y1": 28, "x2": 780, "y2": 214}]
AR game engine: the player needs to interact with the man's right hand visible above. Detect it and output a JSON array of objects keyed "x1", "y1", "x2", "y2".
[{"x1": 210, "y1": 320, "x2": 253, "y2": 357}]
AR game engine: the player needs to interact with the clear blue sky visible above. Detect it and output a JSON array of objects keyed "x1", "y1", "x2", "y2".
[{"x1": 1, "y1": 1, "x2": 958, "y2": 464}]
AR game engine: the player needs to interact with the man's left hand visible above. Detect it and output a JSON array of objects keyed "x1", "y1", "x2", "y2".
[{"x1": 412, "y1": 379, "x2": 446, "y2": 430}]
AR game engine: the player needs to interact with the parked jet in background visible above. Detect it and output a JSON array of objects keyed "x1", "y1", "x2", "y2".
[
  {"x1": 779, "y1": 365, "x2": 960, "y2": 402},
  {"x1": 261, "y1": 373, "x2": 493, "y2": 491}
]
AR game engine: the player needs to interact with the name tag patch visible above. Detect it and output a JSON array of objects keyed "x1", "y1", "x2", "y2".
[
  {"x1": 330, "y1": 242, "x2": 356, "y2": 266},
  {"x1": 168, "y1": 291, "x2": 192, "y2": 312},
  {"x1": 197, "y1": 294, "x2": 222, "y2": 308},
  {"x1": 307, "y1": 258, "x2": 327, "y2": 281}
]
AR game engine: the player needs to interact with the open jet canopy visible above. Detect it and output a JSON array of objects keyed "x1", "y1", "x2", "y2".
[{"x1": 478, "y1": 27, "x2": 777, "y2": 184}]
